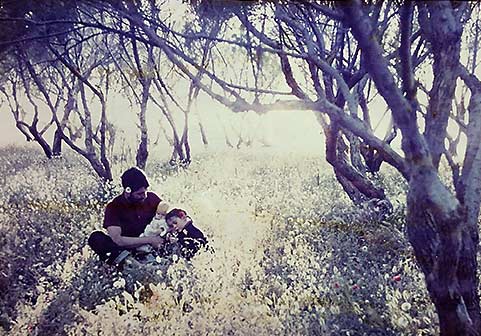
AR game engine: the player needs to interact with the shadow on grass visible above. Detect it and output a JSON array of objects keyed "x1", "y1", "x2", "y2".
[{"x1": 33, "y1": 255, "x2": 168, "y2": 335}]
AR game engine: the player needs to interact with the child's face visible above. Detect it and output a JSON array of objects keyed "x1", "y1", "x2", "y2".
[
  {"x1": 166, "y1": 216, "x2": 188, "y2": 232},
  {"x1": 156, "y1": 202, "x2": 169, "y2": 217}
]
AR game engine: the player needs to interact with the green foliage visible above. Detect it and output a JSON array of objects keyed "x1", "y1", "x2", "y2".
[{"x1": 0, "y1": 146, "x2": 437, "y2": 335}]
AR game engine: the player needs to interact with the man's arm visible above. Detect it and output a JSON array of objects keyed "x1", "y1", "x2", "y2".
[{"x1": 107, "y1": 226, "x2": 164, "y2": 249}]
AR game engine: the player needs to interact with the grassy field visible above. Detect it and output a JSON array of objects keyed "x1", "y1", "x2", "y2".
[{"x1": 0, "y1": 145, "x2": 438, "y2": 335}]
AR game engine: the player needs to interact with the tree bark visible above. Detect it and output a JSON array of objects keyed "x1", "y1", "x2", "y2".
[
  {"x1": 342, "y1": 2, "x2": 479, "y2": 334},
  {"x1": 49, "y1": 47, "x2": 113, "y2": 180},
  {"x1": 325, "y1": 122, "x2": 387, "y2": 205},
  {"x1": 198, "y1": 110, "x2": 209, "y2": 147},
  {"x1": 180, "y1": 112, "x2": 191, "y2": 165},
  {"x1": 132, "y1": 36, "x2": 153, "y2": 170},
  {"x1": 421, "y1": 2, "x2": 462, "y2": 169},
  {"x1": 52, "y1": 128, "x2": 62, "y2": 156},
  {"x1": 135, "y1": 88, "x2": 150, "y2": 170},
  {"x1": 407, "y1": 166, "x2": 478, "y2": 336},
  {"x1": 28, "y1": 123, "x2": 53, "y2": 159},
  {"x1": 457, "y1": 66, "x2": 481, "y2": 331}
]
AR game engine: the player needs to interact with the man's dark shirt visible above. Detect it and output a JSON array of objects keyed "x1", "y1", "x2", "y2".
[{"x1": 103, "y1": 192, "x2": 161, "y2": 237}]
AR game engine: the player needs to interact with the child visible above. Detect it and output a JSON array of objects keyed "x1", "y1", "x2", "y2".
[
  {"x1": 136, "y1": 201, "x2": 170, "y2": 254},
  {"x1": 165, "y1": 208, "x2": 208, "y2": 260}
]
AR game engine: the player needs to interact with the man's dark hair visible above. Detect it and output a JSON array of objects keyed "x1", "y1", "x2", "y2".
[
  {"x1": 121, "y1": 167, "x2": 149, "y2": 191},
  {"x1": 165, "y1": 208, "x2": 187, "y2": 221}
]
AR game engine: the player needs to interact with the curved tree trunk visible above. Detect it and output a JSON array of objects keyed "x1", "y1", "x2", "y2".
[
  {"x1": 49, "y1": 49, "x2": 113, "y2": 181},
  {"x1": 342, "y1": 3, "x2": 479, "y2": 333},
  {"x1": 407, "y1": 166, "x2": 479, "y2": 335},
  {"x1": 29, "y1": 125, "x2": 53, "y2": 159},
  {"x1": 325, "y1": 121, "x2": 388, "y2": 207}
]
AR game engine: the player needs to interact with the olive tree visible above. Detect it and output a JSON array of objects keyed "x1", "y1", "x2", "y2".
[{"x1": 2, "y1": 1, "x2": 481, "y2": 334}]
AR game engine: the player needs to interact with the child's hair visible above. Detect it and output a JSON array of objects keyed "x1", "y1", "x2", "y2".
[
  {"x1": 156, "y1": 201, "x2": 170, "y2": 216},
  {"x1": 165, "y1": 208, "x2": 187, "y2": 221}
]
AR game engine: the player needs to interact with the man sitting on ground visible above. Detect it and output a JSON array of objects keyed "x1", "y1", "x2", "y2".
[{"x1": 88, "y1": 167, "x2": 166, "y2": 267}]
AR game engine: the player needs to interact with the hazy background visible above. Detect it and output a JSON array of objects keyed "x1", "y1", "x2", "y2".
[{"x1": 0, "y1": 91, "x2": 328, "y2": 157}]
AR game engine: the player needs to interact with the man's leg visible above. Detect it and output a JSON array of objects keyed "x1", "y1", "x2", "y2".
[{"x1": 87, "y1": 231, "x2": 130, "y2": 265}]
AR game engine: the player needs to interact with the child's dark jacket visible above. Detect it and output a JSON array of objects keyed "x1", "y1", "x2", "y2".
[{"x1": 176, "y1": 221, "x2": 207, "y2": 260}]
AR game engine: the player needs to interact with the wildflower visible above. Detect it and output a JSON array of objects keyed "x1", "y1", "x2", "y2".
[
  {"x1": 397, "y1": 316, "x2": 409, "y2": 328},
  {"x1": 113, "y1": 278, "x2": 126, "y2": 288},
  {"x1": 392, "y1": 274, "x2": 401, "y2": 282}
]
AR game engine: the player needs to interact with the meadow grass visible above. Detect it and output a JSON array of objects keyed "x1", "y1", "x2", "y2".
[{"x1": 0, "y1": 145, "x2": 437, "y2": 335}]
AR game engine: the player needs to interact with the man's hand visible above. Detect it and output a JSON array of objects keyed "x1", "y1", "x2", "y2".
[{"x1": 149, "y1": 236, "x2": 165, "y2": 249}]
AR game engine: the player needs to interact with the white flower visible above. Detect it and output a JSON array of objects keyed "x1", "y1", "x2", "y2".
[
  {"x1": 397, "y1": 316, "x2": 409, "y2": 328},
  {"x1": 401, "y1": 302, "x2": 411, "y2": 311},
  {"x1": 330, "y1": 305, "x2": 340, "y2": 314},
  {"x1": 113, "y1": 278, "x2": 126, "y2": 288}
]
